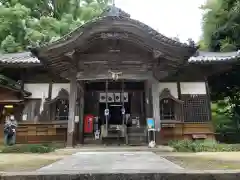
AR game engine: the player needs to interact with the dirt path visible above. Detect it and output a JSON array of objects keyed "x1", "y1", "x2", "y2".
[
  {"x1": 155, "y1": 152, "x2": 240, "y2": 170},
  {"x1": 0, "y1": 152, "x2": 71, "y2": 171}
]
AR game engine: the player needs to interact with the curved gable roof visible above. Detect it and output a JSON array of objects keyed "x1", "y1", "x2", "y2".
[{"x1": 31, "y1": 6, "x2": 197, "y2": 57}]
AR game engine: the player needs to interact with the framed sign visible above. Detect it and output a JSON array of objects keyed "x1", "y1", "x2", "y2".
[{"x1": 147, "y1": 118, "x2": 155, "y2": 129}]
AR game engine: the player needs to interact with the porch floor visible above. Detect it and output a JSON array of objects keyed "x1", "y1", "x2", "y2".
[{"x1": 37, "y1": 151, "x2": 182, "y2": 173}]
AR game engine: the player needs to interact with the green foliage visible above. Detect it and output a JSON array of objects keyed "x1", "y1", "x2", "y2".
[
  {"x1": 202, "y1": 0, "x2": 240, "y2": 132},
  {"x1": 0, "y1": 0, "x2": 112, "y2": 53},
  {"x1": 0, "y1": 143, "x2": 64, "y2": 153},
  {"x1": 169, "y1": 140, "x2": 240, "y2": 152},
  {"x1": 201, "y1": 0, "x2": 239, "y2": 51},
  {"x1": 211, "y1": 101, "x2": 239, "y2": 133}
]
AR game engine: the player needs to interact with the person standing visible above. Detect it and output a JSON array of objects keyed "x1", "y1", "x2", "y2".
[{"x1": 4, "y1": 115, "x2": 17, "y2": 146}]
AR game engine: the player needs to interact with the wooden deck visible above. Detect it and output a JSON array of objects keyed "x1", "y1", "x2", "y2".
[
  {"x1": 157, "y1": 122, "x2": 215, "y2": 145},
  {"x1": 0, "y1": 122, "x2": 214, "y2": 145},
  {"x1": 0, "y1": 122, "x2": 67, "y2": 144}
]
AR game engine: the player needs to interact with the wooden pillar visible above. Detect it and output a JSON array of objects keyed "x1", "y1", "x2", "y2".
[
  {"x1": 79, "y1": 81, "x2": 84, "y2": 144},
  {"x1": 151, "y1": 79, "x2": 160, "y2": 131},
  {"x1": 47, "y1": 82, "x2": 53, "y2": 121},
  {"x1": 177, "y1": 81, "x2": 181, "y2": 100},
  {"x1": 48, "y1": 82, "x2": 53, "y2": 99},
  {"x1": 20, "y1": 69, "x2": 25, "y2": 91},
  {"x1": 204, "y1": 76, "x2": 212, "y2": 121},
  {"x1": 67, "y1": 75, "x2": 77, "y2": 147},
  {"x1": 144, "y1": 80, "x2": 153, "y2": 119}
]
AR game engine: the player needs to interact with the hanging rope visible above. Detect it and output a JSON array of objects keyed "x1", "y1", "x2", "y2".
[
  {"x1": 121, "y1": 79, "x2": 125, "y2": 125},
  {"x1": 105, "y1": 79, "x2": 109, "y2": 129}
]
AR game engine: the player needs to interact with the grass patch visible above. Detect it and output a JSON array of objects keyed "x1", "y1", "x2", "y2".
[
  {"x1": 165, "y1": 156, "x2": 240, "y2": 170},
  {"x1": 0, "y1": 158, "x2": 59, "y2": 171},
  {"x1": 168, "y1": 140, "x2": 240, "y2": 152},
  {"x1": 0, "y1": 143, "x2": 64, "y2": 154}
]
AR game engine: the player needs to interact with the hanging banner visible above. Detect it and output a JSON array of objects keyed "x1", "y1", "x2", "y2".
[
  {"x1": 121, "y1": 107, "x2": 125, "y2": 115},
  {"x1": 104, "y1": 109, "x2": 109, "y2": 116}
]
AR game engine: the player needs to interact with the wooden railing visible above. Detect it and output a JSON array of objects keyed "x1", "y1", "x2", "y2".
[{"x1": 0, "y1": 121, "x2": 67, "y2": 144}]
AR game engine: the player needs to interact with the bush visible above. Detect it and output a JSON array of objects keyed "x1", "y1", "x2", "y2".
[
  {"x1": 168, "y1": 140, "x2": 240, "y2": 152},
  {"x1": 0, "y1": 143, "x2": 64, "y2": 154}
]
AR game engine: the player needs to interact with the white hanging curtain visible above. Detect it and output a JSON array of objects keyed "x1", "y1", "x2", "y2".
[{"x1": 39, "y1": 92, "x2": 46, "y2": 114}]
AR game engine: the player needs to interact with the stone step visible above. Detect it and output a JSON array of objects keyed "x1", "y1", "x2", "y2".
[
  {"x1": 127, "y1": 132, "x2": 147, "y2": 136},
  {"x1": 127, "y1": 127, "x2": 147, "y2": 134},
  {"x1": 127, "y1": 134, "x2": 147, "y2": 145}
]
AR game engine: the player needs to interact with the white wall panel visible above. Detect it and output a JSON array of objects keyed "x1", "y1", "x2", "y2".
[
  {"x1": 24, "y1": 83, "x2": 49, "y2": 99},
  {"x1": 51, "y1": 83, "x2": 70, "y2": 99},
  {"x1": 180, "y1": 82, "x2": 206, "y2": 94},
  {"x1": 158, "y1": 82, "x2": 178, "y2": 98}
]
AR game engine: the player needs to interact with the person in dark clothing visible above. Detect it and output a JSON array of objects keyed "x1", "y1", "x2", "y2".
[{"x1": 4, "y1": 115, "x2": 17, "y2": 146}]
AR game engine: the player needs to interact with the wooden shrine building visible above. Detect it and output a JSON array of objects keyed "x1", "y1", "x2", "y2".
[{"x1": 0, "y1": 6, "x2": 239, "y2": 146}]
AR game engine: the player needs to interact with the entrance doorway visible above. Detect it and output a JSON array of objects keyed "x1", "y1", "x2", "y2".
[
  {"x1": 84, "y1": 80, "x2": 146, "y2": 144},
  {"x1": 99, "y1": 100, "x2": 131, "y2": 125}
]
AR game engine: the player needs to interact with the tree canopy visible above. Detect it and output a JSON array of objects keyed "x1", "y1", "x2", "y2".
[
  {"x1": 201, "y1": 0, "x2": 240, "y2": 52},
  {"x1": 0, "y1": 0, "x2": 112, "y2": 53},
  {"x1": 201, "y1": 0, "x2": 240, "y2": 101},
  {"x1": 201, "y1": 0, "x2": 240, "y2": 133}
]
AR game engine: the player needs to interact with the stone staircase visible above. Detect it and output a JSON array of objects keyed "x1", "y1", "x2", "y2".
[{"x1": 126, "y1": 127, "x2": 147, "y2": 145}]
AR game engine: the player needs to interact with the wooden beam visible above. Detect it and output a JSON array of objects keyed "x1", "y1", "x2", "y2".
[
  {"x1": 76, "y1": 71, "x2": 152, "y2": 80},
  {"x1": 77, "y1": 53, "x2": 150, "y2": 63},
  {"x1": 66, "y1": 74, "x2": 77, "y2": 147}
]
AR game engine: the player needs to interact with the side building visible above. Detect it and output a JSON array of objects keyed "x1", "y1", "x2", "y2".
[{"x1": 0, "y1": 6, "x2": 238, "y2": 146}]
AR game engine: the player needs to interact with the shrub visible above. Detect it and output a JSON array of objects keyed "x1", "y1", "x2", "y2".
[
  {"x1": 0, "y1": 143, "x2": 64, "y2": 154},
  {"x1": 168, "y1": 140, "x2": 240, "y2": 152}
]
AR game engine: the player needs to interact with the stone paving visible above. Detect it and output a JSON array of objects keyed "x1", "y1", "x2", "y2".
[{"x1": 38, "y1": 151, "x2": 183, "y2": 173}]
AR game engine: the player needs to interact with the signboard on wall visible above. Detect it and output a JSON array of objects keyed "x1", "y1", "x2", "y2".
[
  {"x1": 22, "y1": 114, "x2": 27, "y2": 121},
  {"x1": 147, "y1": 118, "x2": 155, "y2": 129}
]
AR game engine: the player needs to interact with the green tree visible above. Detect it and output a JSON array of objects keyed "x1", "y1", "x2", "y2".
[
  {"x1": 201, "y1": 0, "x2": 240, "y2": 133},
  {"x1": 201, "y1": 0, "x2": 240, "y2": 52},
  {"x1": 0, "y1": 0, "x2": 112, "y2": 52}
]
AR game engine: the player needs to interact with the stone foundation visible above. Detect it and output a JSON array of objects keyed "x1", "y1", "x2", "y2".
[{"x1": 1, "y1": 171, "x2": 240, "y2": 180}]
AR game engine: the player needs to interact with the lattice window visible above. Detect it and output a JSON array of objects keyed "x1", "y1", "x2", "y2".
[
  {"x1": 182, "y1": 94, "x2": 210, "y2": 122},
  {"x1": 160, "y1": 98, "x2": 175, "y2": 120}
]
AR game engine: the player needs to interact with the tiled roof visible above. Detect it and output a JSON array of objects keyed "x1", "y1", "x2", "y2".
[
  {"x1": 0, "y1": 74, "x2": 31, "y2": 97},
  {"x1": 188, "y1": 51, "x2": 240, "y2": 63},
  {"x1": 0, "y1": 52, "x2": 40, "y2": 64},
  {"x1": 0, "y1": 50, "x2": 240, "y2": 65}
]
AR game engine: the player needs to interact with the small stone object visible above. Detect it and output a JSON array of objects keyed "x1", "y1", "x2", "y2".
[{"x1": 148, "y1": 140, "x2": 156, "y2": 148}]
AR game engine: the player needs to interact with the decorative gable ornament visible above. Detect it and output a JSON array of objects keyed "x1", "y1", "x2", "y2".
[{"x1": 101, "y1": 6, "x2": 130, "y2": 18}]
